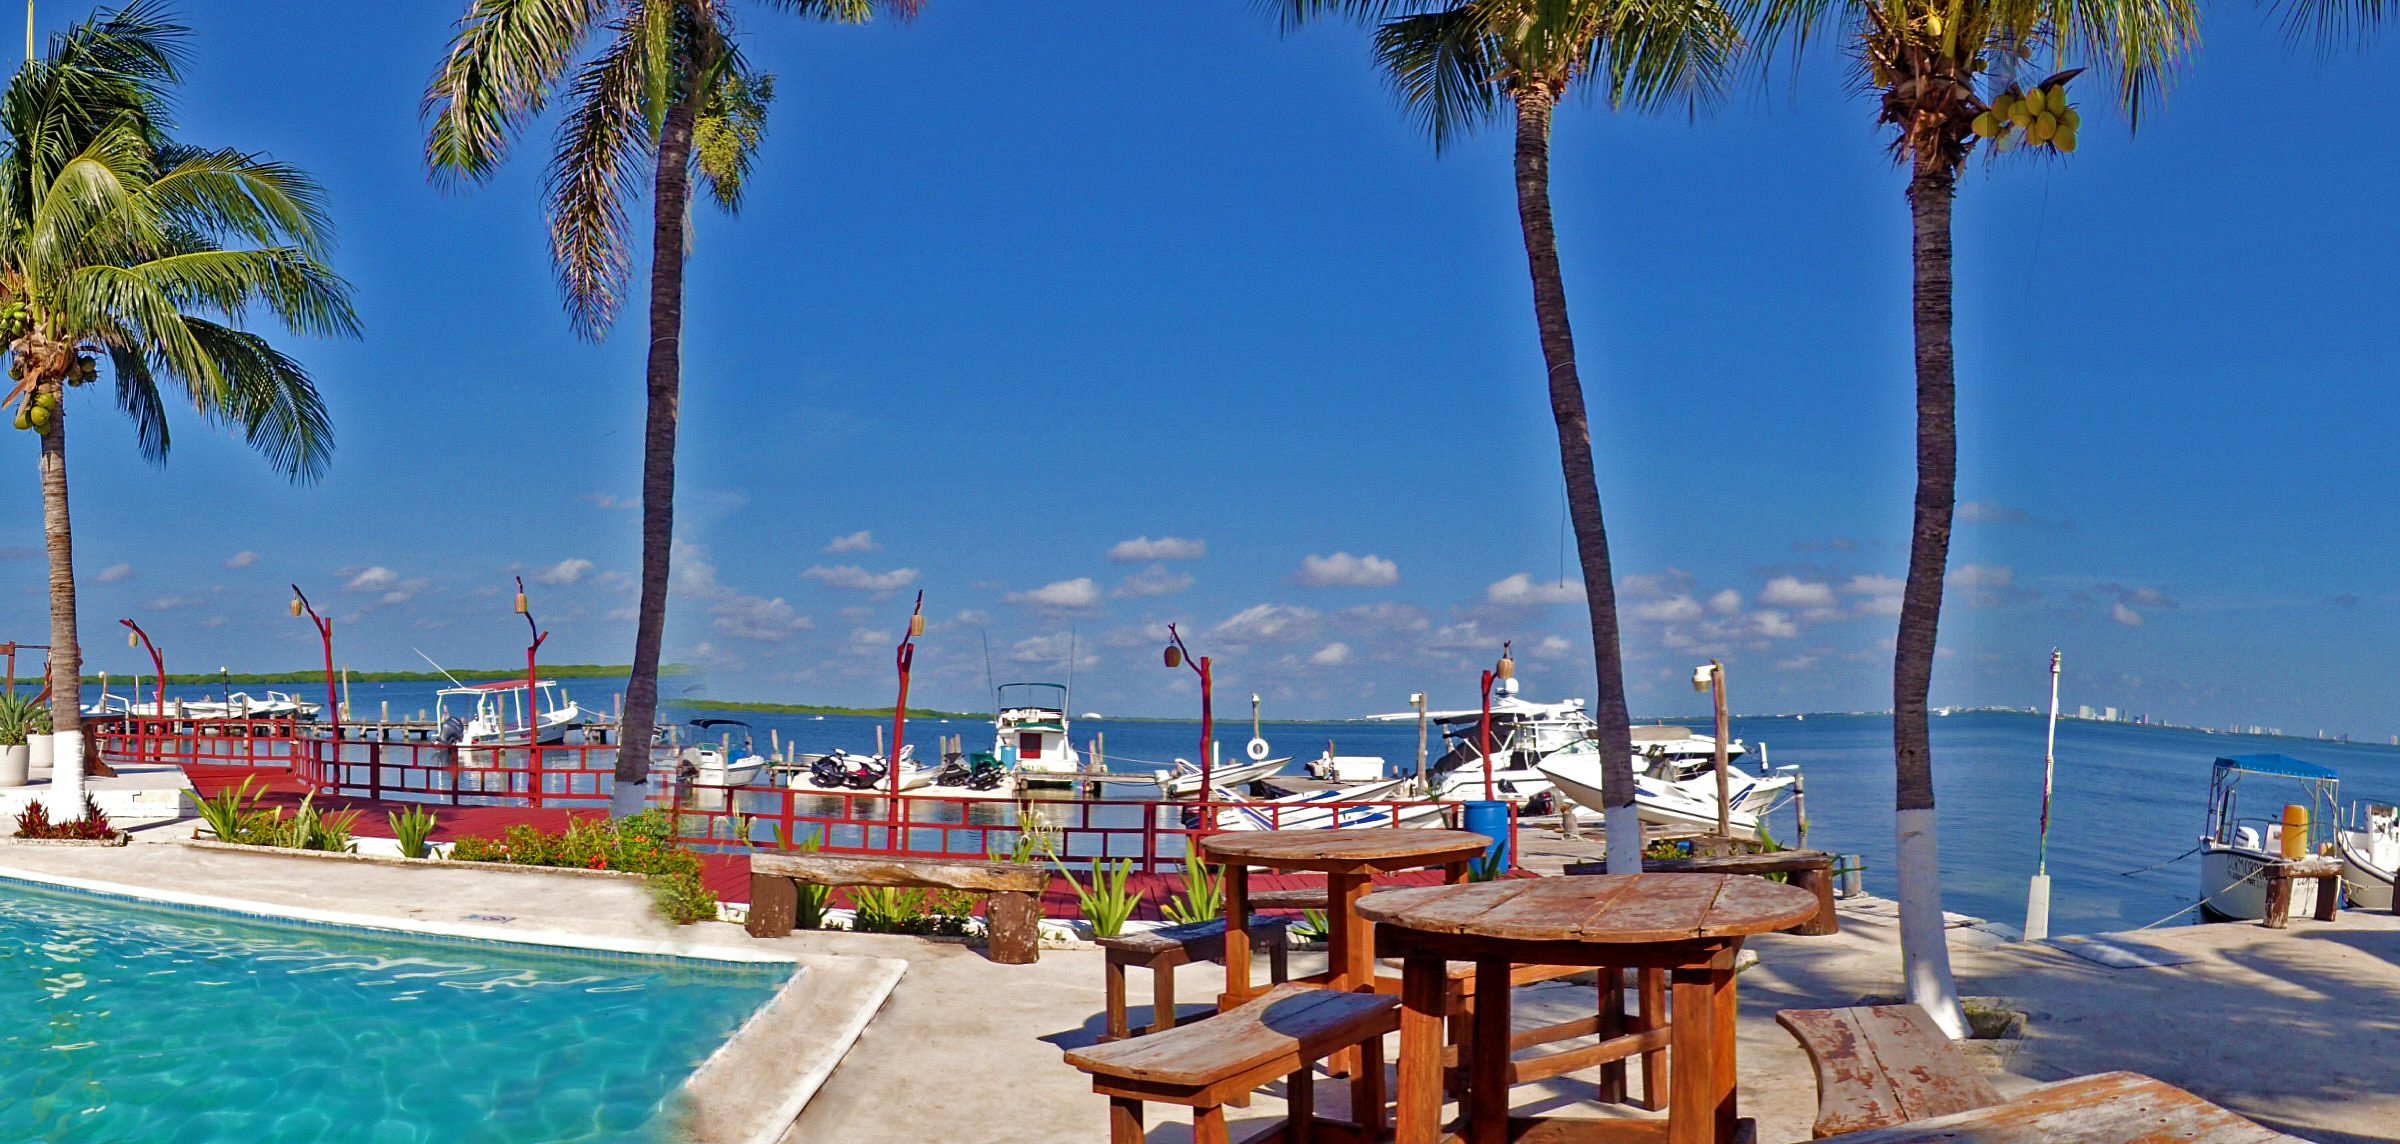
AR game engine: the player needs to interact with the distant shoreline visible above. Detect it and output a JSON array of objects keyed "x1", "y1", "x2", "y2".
[{"x1": 77, "y1": 663, "x2": 689, "y2": 686}]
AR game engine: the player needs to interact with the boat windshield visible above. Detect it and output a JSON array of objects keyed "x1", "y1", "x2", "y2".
[
  {"x1": 2206, "y1": 755, "x2": 2341, "y2": 853},
  {"x1": 995, "y1": 682, "x2": 1068, "y2": 714}
]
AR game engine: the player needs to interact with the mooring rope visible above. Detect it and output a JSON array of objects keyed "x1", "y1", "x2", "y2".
[
  {"x1": 2131, "y1": 862, "x2": 2269, "y2": 932},
  {"x1": 2118, "y1": 844, "x2": 2200, "y2": 877}
]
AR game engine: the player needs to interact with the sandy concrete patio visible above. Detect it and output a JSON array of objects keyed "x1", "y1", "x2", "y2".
[{"x1": 4, "y1": 826, "x2": 2392, "y2": 1143}]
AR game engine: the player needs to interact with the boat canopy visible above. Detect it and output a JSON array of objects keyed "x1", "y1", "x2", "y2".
[
  {"x1": 996, "y1": 682, "x2": 1068, "y2": 711},
  {"x1": 2213, "y1": 754, "x2": 2338, "y2": 781},
  {"x1": 439, "y1": 679, "x2": 561, "y2": 694}
]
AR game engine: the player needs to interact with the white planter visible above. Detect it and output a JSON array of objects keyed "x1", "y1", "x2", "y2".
[
  {"x1": 0, "y1": 744, "x2": 27, "y2": 787},
  {"x1": 27, "y1": 732, "x2": 52, "y2": 781}
]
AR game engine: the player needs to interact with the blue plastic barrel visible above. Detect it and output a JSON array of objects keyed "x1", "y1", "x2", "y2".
[{"x1": 1461, "y1": 800, "x2": 1510, "y2": 872}]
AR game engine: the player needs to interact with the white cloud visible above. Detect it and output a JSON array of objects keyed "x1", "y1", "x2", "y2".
[
  {"x1": 97, "y1": 563, "x2": 135, "y2": 584},
  {"x1": 1107, "y1": 536, "x2": 1207, "y2": 563},
  {"x1": 802, "y1": 565, "x2": 922, "y2": 595},
  {"x1": 1112, "y1": 565, "x2": 1194, "y2": 599},
  {"x1": 1620, "y1": 571, "x2": 1693, "y2": 600},
  {"x1": 1214, "y1": 604, "x2": 1319, "y2": 643},
  {"x1": 2112, "y1": 602, "x2": 2144, "y2": 627},
  {"x1": 1751, "y1": 610, "x2": 1800, "y2": 639},
  {"x1": 535, "y1": 558, "x2": 594, "y2": 586},
  {"x1": 223, "y1": 551, "x2": 258, "y2": 570},
  {"x1": 712, "y1": 595, "x2": 813, "y2": 641},
  {"x1": 1294, "y1": 552, "x2": 1399, "y2": 588},
  {"x1": 1528, "y1": 634, "x2": 1574, "y2": 660},
  {"x1": 345, "y1": 566, "x2": 396, "y2": 593},
  {"x1": 1309, "y1": 642, "x2": 1353, "y2": 666},
  {"x1": 1760, "y1": 576, "x2": 1836, "y2": 608},
  {"x1": 1008, "y1": 631, "x2": 1099, "y2": 669},
  {"x1": 1776, "y1": 654, "x2": 1821, "y2": 671},
  {"x1": 146, "y1": 596, "x2": 202, "y2": 611},
  {"x1": 585, "y1": 492, "x2": 636, "y2": 511},
  {"x1": 1950, "y1": 564, "x2": 2013, "y2": 588},
  {"x1": 1844, "y1": 574, "x2": 1905, "y2": 617},
  {"x1": 1487, "y1": 573, "x2": 1583, "y2": 606},
  {"x1": 1633, "y1": 595, "x2": 1703, "y2": 623},
  {"x1": 1005, "y1": 578, "x2": 1102, "y2": 610},
  {"x1": 826, "y1": 530, "x2": 878, "y2": 554},
  {"x1": 1707, "y1": 589, "x2": 1742, "y2": 616}
]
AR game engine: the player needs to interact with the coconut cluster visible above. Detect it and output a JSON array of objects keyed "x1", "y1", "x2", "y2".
[
  {"x1": 0, "y1": 299, "x2": 26, "y2": 342},
  {"x1": 1972, "y1": 83, "x2": 2079, "y2": 154},
  {"x1": 11, "y1": 384, "x2": 56, "y2": 435}
]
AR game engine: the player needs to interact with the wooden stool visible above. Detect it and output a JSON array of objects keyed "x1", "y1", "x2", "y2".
[
  {"x1": 1099, "y1": 917, "x2": 1295, "y2": 1041},
  {"x1": 1065, "y1": 983, "x2": 1398, "y2": 1144},
  {"x1": 2263, "y1": 857, "x2": 2344, "y2": 929}
]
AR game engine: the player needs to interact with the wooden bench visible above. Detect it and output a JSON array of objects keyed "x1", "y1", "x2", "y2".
[
  {"x1": 1100, "y1": 917, "x2": 1296, "y2": 1041},
  {"x1": 1568, "y1": 849, "x2": 1839, "y2": 935},
  {"x1": 1775, "y1": 1004, "x2": 2001, "y2": 1138},
  {"x1": 1249, "y1": 886, "x2": 1330, "y2": 912},
  {"x1": 1065, "y1": 982, "x2": 1397, "y2": 1144},
  {"x1": 745, "y1": 852, "x2": 1051, "y2": 964},
  {"x1": 1801, "y1": 1071, "x2": 2305, "y2": 1143},
  {"x1": 2262, "y1": 857, "x2": 2343, "y2": 929}
]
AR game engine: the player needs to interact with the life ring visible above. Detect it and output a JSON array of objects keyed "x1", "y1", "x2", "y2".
[{"x1": 1246, "y1": 736, "x2": 1271, "y2": 762}]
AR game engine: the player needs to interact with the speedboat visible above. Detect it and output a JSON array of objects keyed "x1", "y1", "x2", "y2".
[
  {"x1": 2199, "y1": 754, "x2": 2340, "y2": 922},
  {"x1": 1368, "y1": 677, "x2": 1576, "y2": 805},
  {"x1": 993, "y1": 682, "x2": 1083, "y2": 785},
  {"x1": 1538, "y1": 743, "x2": 1797, "y2": 836},
  {"x1": 2340, "y1": 803, "x2": 2399, "y2": 912},
  {"x1": 1205, "y1": 777, "x2": 1446, "y2": 831},
  {"x1": 1151, "y1": 753, "x2": 1290, "y2": 797},
  {"x1": 678, "y1": 717, "x2": 773, "y2": 789}
]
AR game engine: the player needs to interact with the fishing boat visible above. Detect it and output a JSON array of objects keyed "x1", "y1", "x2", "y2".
[
  {"x1": 2339, "y1": 804, "x2": 2399, "y2": 912},
  {"x1": 677, "y1": 718, "x2": 772, "y2": 789},
  {"x1": 1146, "y1": 753, "x2": 1290, "y2": 797},
  {"x1": 2199, "y1": 754, "x2": 2340, "y2": 922},
  {"x1": 1205, "y1": 777, "x2": 1446, "y2": 831},
  {"x1": 434, "y1": 679, "x2": 589, "y2": 765},
  {"x1": 1368, "y1": 677, "x2": 1575, "y2": 805},
  {"x1": 992, "y1": 682, "x2": 1082, "y2": 785}
]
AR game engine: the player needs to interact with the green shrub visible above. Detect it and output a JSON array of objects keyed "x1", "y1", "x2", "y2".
[
  {"x1": 14, "y1": 796, "x2": 111, "y2": 840},
  {"x1": 652, "y1": 871, "x2": 720, "y2": 925},
  {"x1": 1160, "y1": 843, "x2": 1223, "y2": 926},
  {"x1": 447, "y1": 812, "x2": 720, "y2": 925},
  {"x1": 196, "y1": 776, "x2": 260, "y2": 842},
  {"x1": 1059, "y1": 858, "x2": 1141, "y2": 940},
  {"x1": 0, "y1": 694, "x2": 39, "y2": 747},
  {"x1": 389, "y1": 806, "x2": 439, "y2": 859},
  {"x1": 1294, "y1": 908, "x2": 1331, "y2": 944}
]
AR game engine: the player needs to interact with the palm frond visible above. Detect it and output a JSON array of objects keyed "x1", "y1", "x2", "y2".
[
  {"x1": 104, "y1": 340, "x2": 168, "y2": 464},
  {"x1": 2271, "y1": 0, "x2": 2387, "y2": 50},
  {"x1": 137, "y1": 148, "x2": 338, "y2": 259},
  {"x1": 181, "y1": 317, "x2": 333, "y2": 484},
  {"x1": 693, "y1": 66, "x2": 774, "y2": 212},
  {"x1": 1587, "y1": 0, "x2": 1744, "y2": 113},
  {"x1": 756, "y1": 0, "x2": 926, "y2": 22},
  {"x1": 2043, "y1": 0, "x2": 2197, "y2": 125},
  {"x1": 545, "y1": 13, "x2": 653, "y2": 338},
  {"x1": 423, "y1": 0, "x2": 613, "y2": 185},
  {"x1": 1373, "y1": 6, "x2": 1508, "y2": 150},
  {"x1": 120, "y1": 248, "x2": 359, "y2": 340}
]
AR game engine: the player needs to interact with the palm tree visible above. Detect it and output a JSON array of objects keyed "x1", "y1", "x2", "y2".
[
  {"x1": 1271, "y1": 0, "x2": 1738, "y2": 873},
  {"x1": 424, "y1": 0, "x2": 918, "y2": 815},
  {"x1": 1748, "y1": 0, "x2": 2194, "y2": 1034},
  {"x1": 2, "y1": 1, "x2": 357, "y2": 787}
]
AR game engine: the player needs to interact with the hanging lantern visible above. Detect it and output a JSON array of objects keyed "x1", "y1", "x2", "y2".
[
  {"x1": 1495, "y1": 655, "x2": 1515, "y2": 682},
  {"x1": 514, "y1": 591, "x2": 529, "y2": 615},
  {"x1": 290, "y1": 596, "x2": 304, "y2": 617},
  {"x1": 1163, "y1": 645, "x2": 1182, "y2": 669},
  {"x1": 909, "y1": 614, "x2": 926, "y2": 637},
  {"x1": 127, "y1": 629, "x2": 138, "y2": 648}
]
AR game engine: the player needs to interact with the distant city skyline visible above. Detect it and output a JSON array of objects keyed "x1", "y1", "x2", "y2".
[{"x1": 4, "y1": 4, "x2": 2396, "y2": 737}]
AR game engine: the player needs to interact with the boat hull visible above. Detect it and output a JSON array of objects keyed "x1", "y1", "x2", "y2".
[
  {"x1": 2339, "y1": 832, "x2": 2396, "y2": 912},
  {"x1": 2199, "y1": 845, "x2": 2321, "y2": 922}
]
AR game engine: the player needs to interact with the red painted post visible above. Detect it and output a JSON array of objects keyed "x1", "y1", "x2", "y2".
[
  {"x1": 120, "y1": 620, "x2": 163, "y2": 768},
  {"x1": 890, "y1": 591, "x2": 924, "y2": 811},
  {"x1": 1163, "y1": 624, "x2": 1215, "y2": 803}
]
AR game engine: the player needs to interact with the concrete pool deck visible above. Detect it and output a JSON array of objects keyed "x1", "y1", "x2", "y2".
[{"x1": 6, "y1": 828, "x2": 2395, "y2": 1143}]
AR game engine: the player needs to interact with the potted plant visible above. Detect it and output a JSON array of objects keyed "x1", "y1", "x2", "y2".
[
  {"x1": 26, "y1": 705, "x2": 52, "y2": 781},
  {"x1": 0, "y1": 695, "x2": 33, "y2": 787}
]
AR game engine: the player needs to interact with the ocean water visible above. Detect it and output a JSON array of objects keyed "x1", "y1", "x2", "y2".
[
  {"x1": 0, "y1": 880, "x2": 790, "y2": 1142},
  {"x1": 108, "y1": 680, "x2": 2400, "y2": 935}
]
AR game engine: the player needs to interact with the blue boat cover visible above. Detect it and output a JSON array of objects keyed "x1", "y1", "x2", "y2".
[{"x1": 2213, "y1": 753, "x2": 2339, "y2": 781}]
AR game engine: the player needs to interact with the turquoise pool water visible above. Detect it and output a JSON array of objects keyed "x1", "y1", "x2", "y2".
[{"x1": 0, "y1": 879, "x2": 792, "y2": 1142}]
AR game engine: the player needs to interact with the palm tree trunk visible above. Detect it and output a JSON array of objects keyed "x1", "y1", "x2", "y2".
[
  {"x1": 1513, "y1": 84, "x2": 1639, "y2": 872},
  {"x1": 613, "y1": 83, "x2": 703, "y2": 815},
  {"x1": 39, "y1": 393, "x2": 101, "y2": 789},
  {"x1": 1895, "y1": 157, "x2": 1967, "y2": 1038}
]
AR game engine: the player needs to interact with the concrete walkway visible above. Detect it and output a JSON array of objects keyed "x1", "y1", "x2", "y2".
[{"x1": 5, "y1": 827, "x2": 2390, "y2": 1143}]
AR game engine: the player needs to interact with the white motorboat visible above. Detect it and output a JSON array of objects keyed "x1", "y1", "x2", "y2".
[
  {"x1": 993, "y1": 682, "x2": 1083, "y2": 785},
  {"x1": 1149, "y1": 754, "x2": 1290, "y2": 797},
  {"x1": 222, "y1": 690, "x2": 322, "y2": 719},
  {"x1": 2199, "y1": 754, "x2": 2340, "y2": 922},
  {"x1": 2339, "y1": 803, "x2": 2398, "y2": 912},
  {"x1": 435, "y1": 679, "x2": 589, "y2": 765},
  {"x1": 1206, "y1": 777, "x2": 1446, "y2": 831},
  {"x1": 1369, "y1": 678, "x2": 1577, "y2": 805},
  {"x1": 678, "y1": 718, "x2": 773, "y2": 789},
  {"x1": 1538, "y1": 743, "x2": 1797, "y2": 837}
]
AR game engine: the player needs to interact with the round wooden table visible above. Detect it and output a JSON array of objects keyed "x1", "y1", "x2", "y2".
[
  {"x1": 1359, "y1": 874, "x2": 1820, "y2": 1144},
  {"x1": 1202, "y1": 828, "x2": 1495, "y2": 1004}
]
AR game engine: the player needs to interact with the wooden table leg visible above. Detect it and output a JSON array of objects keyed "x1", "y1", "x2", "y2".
[
  {"x1": 1598, "y1": 966, "x2": 1627, "y2": 1103},
  {"x1": 1326, "y1": 872, "x2": 1372, "y2": 1076},
  {"x1": 1669, "y1": 962, "x2": 1718, "y2": 1144},
  {"x1": 1223, "y1": 861, "x2": 1252, "y2": 1009},
  {"x1": 1638, "y1": 967, "x2": 1668, "y2": 1110},
  {"x1": 1468, "y1": 955, "x2": 1513, "y2": 1144},
  {"x1": 1710, "y1": 945, "x2": 1741, "y2": 1139},
  {"x1": 1396, "y1": 954, "x2": 1448, "y2": 1144}
]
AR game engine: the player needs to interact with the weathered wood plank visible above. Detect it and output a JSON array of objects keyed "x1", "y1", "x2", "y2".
[
  {"x1": 1065, "y1": 983, "x2": 1398, "y2": 1088},
  {"x1": 1806, "y1": 1071, "x2": 2305, "y2": 1143},
  {"x1": 1776, "y1": 1005, "x2": 2000, "y2": 1138},
  {"x1": 750, "y1": 851, "x2": 1048, "y2": 892},
  {"x1": 1204, "y1": 828, "x2": 1492, "y2": 873}
]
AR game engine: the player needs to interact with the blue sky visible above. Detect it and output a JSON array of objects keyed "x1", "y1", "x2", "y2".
[{"x1": 4, "y1": 2, "x2": 2395, "y2": 731}]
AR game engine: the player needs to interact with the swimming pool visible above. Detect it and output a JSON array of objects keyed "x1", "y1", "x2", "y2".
[{"x1": 0, "y1": 878, "x2": 793, "y2": 1141}]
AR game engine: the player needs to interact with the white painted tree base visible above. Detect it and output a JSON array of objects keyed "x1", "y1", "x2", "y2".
[
  {"x1": 46, "y1": 730, "x2": 85, "y2": 817},
  {"x1": 1896, "y1": 806, "x2": 1969, "y2": 1038},
  {"x1": 2024, "y1": 873, "x2": 2052, "y2": 942},
  {"x1": 609, "y1": 779, "x2": 648, "y2": 818},
  {"x1": 1605, "y1": 804, "x2": 1642, "y2": 874}
]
